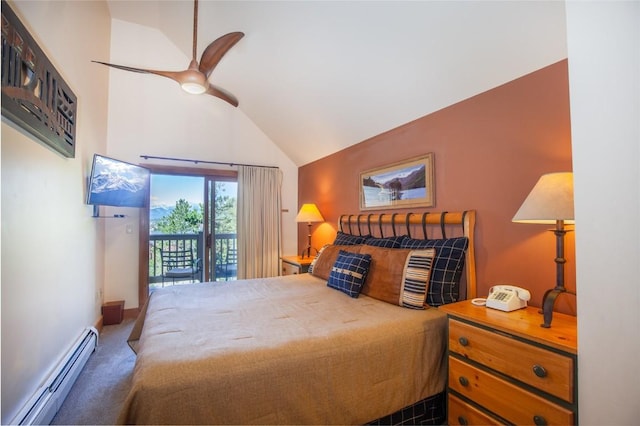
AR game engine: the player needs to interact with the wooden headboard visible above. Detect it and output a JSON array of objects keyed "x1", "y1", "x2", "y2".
[{"x1": 338, "y1": 210, "x2": 477, "y2": 300}]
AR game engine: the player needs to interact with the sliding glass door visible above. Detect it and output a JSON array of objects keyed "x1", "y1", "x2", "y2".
[
  {"x1": 139, "y1": 166, "x2": 238, "y2": 303},
  {"x1": 148, "y1": 174, "x2": 205, "y2": 290}
]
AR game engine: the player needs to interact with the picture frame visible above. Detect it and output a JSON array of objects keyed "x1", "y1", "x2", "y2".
[{"x1": 359, "y1": 153, "x2": 435, "y2": 210}]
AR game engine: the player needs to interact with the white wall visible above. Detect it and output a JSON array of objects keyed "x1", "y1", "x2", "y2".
[
  {"x1": 566, "y1": 1, "x2": 640, "y2": 424},
  {"x1": 103, "y1": 19, "x2": 299, "y2": 308},
  {"x1": 0, "y1": 1, "x2": 111, "y2": 422}
]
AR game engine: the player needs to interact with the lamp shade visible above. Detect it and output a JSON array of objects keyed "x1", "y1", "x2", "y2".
[
  {"x1": 512, "y1": 172, "x2": 574, "y2": 224},
  {"x1": 296, "y1": 203, "x2": 324, "y2": 223}
]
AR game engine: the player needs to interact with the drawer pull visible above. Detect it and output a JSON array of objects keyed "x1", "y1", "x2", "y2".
[
  {"x1": 458, "y1": 336, "x2": 469, "y2": 346},
  {"x1": 533, "y1": 415, "x2": 548, "y2": 425},
  {"x1": 533, "y1": 364, "x2": 548, "y2": 378},
  {"x1": 458, "y1": 376, "x2": 469, "y2": 387},
  {"x1": 457, "y1": 416, "x2": 469, "y2": 425}
]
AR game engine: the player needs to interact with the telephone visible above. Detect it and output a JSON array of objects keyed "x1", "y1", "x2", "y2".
[{"x1": 484, "y1": 285, "x2": 531, "y2": 312}]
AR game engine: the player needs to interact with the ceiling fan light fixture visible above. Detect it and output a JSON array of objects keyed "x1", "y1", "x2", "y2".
[
  {"x1": 180, "y1": 65, "x2": 208, "y2": 94},
  {"x1": 181, "y1": 81, "x2": 207, "y2": 95}
]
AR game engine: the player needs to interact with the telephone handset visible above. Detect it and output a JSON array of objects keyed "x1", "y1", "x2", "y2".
[{"x1": 483, "y1": 285, "x2": 531, "y2": 312}]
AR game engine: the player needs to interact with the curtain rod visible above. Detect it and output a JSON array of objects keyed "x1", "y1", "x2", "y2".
[{"x1": 140, "y1": 155, "x2": 279, "y2": 169}]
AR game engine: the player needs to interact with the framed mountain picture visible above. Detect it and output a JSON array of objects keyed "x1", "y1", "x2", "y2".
[{"x1": 359, "y1": 153, "x2": 435, "y2": 210}]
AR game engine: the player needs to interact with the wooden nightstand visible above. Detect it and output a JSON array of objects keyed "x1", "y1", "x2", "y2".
[
  {"x1": 280, "y1": 255, "x2": 313, "y2": 275},
  {"x1": 438, "y1": 301, "x2": 577, "y2": 426}
]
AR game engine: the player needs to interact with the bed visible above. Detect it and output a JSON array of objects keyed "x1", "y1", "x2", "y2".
[{"x1": 118, "y1": 210, "x2": 476, "y2": 425}]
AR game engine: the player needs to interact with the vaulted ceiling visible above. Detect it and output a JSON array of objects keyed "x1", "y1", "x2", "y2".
[{"x1": 106, "y1": 0, "x2": 567, "y2": 166}]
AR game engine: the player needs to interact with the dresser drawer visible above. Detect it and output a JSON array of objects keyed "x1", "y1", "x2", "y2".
[
  {"x1": 449, "y1": 357, "x2": 574, "y2": 425},
  {"x1": 448, "y1": 393, "x2": 502, "y2": 426},
  {"x1": 282, "y1": 262, "x2": 300, "y2": 275},
  {"x1": 449, "y1": 319, "x2": 574, "y2": 402}
]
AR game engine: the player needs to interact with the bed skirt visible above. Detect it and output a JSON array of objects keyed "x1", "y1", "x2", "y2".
[{"x1": 369, "y1": 391, "x2": 446, "y2": 425}]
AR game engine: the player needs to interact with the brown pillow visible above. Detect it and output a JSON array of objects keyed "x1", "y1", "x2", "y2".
[
  {"x1": 359, "y1": 246, "x2": 411, "y2": 304},
  {"x1": 359, "y1": 245, "x2": 436, "y2": 309},
  {"x1": 309, "y1": 245, "x2": 362, "y2": 280}
]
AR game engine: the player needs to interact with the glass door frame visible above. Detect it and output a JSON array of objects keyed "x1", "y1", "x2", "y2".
[{"x1": 138, "y1": 164, "x2": 237, "y2": 309}]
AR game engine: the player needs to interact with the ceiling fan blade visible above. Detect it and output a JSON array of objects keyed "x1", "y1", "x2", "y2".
[
  {"x1": 206, "y1": 84, "x2": 239, "y2": 107},
  {"x1": 92, "y1": 61, "x2": 185, "y2": 83},
  {"x1": 198, "y1": 32, "x2": 244, "y2": 78}
]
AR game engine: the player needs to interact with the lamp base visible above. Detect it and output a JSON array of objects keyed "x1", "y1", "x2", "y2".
[
  {"x1": 539, "y1": 221, "x2": 575, "y2": 328},
  {"x1": 299, "y1": 246, "x2": 317, "y2": 259},
  {"x1": 300, "y1": 223, "x2": 316, "y2": 259},
  {"x1": 540, "y1": 287, "x2": 567, "y2": 328}
]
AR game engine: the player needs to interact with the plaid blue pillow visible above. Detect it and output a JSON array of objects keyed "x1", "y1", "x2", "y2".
[
  {"x1": 327, "y1": 250, "x2": 372, "y2": 298},
  {"x1": 333, "y1": 231, "x2": 369, "y2": 246},
  {"x1": 364, "y1": 235, "x2": 408, "y2": 248},
  {"x1": 400, "y1": 237, "x2": 469, "y2": 306}
]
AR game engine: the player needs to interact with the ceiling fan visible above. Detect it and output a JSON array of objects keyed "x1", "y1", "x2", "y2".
[{"x1": 93, "y1": 0, "x2": 244, "y2": 107}]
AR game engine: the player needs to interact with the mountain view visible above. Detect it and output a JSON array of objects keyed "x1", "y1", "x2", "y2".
[
  {"x1": 362, "y1": 165, "x2": 426, "y2": 193},
  {"x1": 148, "y1": 179, "x2": 236, "y2": 235},
  {"x1": 150, "y1": 205, "x2": 175, "y2": 222},
  {"x1": 88, "y1": 155, "x2": 150, "y2": 207},
  {"x1": 149, "y1": 203, "x2": 203, "y2": 232}
]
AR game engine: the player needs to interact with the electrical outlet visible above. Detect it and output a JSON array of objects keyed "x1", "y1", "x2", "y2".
[{"x1": 126, "y1": 224, "x2": 133, "y2": 234}]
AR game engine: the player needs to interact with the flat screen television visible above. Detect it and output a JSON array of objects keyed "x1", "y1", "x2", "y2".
[{"x1": 86, "y1": 154, "x2": 150, "y2": 208}]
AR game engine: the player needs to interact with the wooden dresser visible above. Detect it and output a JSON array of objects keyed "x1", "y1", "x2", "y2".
[{"x1": 438, "y1": 301, "x2": 577, "y2": 425}]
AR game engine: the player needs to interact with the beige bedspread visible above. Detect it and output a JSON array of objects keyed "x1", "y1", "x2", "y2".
[{"x1": 118, "y1": 274, "x2": 447, "y2": 425}]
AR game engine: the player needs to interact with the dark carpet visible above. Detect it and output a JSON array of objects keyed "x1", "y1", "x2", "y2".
[{"x1": 51, "y1": 319, "x2": 135, "y2": 425}]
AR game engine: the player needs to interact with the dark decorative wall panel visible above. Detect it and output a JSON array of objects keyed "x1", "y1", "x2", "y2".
[{"x1": 1, "y1": 0, "x2": 77, "y2": 158}]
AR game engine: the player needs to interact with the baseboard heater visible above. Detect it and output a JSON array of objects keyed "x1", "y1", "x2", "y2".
[{"x1": 11, "y1": 327, "x2": 98, "y2": 425}]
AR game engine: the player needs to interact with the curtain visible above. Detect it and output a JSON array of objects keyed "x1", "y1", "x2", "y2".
[{"x1": 237, "y1": 166, "x2": 283, "y2": 279}]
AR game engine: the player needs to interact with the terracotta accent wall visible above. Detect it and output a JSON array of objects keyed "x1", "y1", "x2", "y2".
[{"x1": 298, "y1": 60, "x2": 575, "y2": 315}]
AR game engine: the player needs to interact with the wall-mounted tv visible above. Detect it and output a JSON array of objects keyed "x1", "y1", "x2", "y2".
[{"x1": 86, "y1": 154, "x2": 150, "y2": 208}]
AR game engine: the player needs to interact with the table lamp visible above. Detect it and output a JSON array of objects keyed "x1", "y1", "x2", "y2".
[
  {"x1": 512, "y1": 172, "x2": 575, "y2": 328},
  {"x1": 296, "y1": 203, "x2": 324, "y2": 258}
]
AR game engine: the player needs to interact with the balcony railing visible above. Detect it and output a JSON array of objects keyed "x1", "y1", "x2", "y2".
[
  {"x1": 213, "y1": 233, "x2": 237, "y2": 281},
  {"x1": 149, "y1": 232, "x2": 237, "y2": 287}
]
